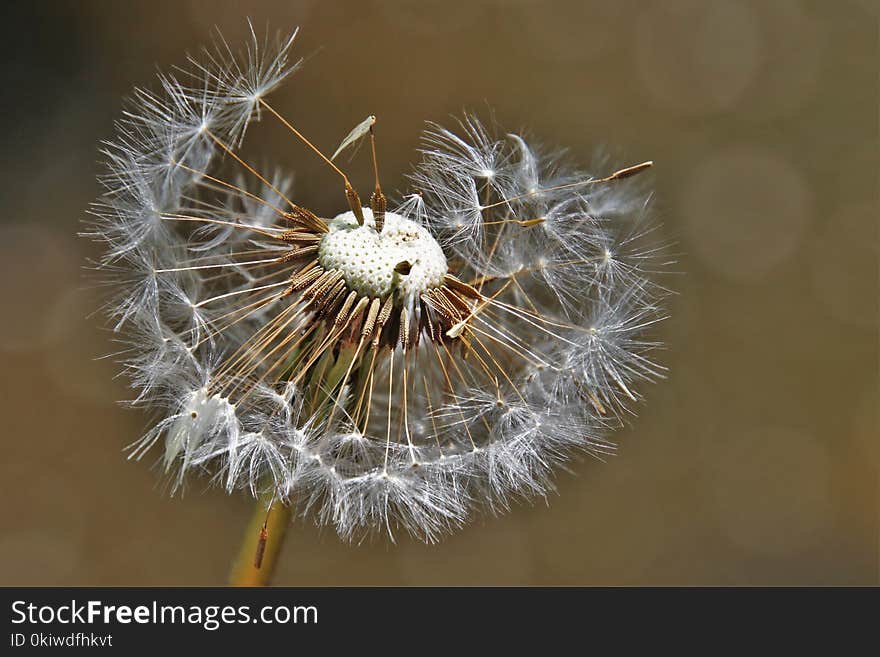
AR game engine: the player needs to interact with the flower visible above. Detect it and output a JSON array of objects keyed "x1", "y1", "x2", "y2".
[{"x1": 87, "y1": 24, "x2": 670, "y2": 542}]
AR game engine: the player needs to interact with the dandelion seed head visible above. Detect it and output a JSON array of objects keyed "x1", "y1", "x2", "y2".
[{"x1": 87, "y1": 25, "x2": 671, "y2": 542}]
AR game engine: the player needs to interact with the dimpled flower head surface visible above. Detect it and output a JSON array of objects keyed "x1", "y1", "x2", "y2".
[{"x1": 88, "y1": 24, "x2": 671, "y2": 543}]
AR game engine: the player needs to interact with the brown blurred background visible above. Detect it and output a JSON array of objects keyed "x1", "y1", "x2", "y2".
[{"x1": 0, "y1": 0, "x2": 876, "y2": 585}]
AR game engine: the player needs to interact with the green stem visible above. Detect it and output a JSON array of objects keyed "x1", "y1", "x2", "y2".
[
  {"x1": 229, "y1": 490, "x2": 292, "y2": 586},
  {"x1": 227, "y1": 332, "x2": 362, "y2": 585}
]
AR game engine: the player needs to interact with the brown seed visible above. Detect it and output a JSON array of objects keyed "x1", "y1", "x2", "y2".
[{"x1": 361, "y1": 297, "x2": 381, "y2": 339}]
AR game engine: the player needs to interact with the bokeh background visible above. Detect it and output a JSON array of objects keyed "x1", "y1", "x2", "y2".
[{"x1": 0, "y1": 0, "x2": 876, "y2": 585}]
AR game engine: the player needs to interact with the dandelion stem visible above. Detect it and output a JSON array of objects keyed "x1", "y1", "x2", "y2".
[{"x1": 229, "y1": 491, "x2": 292, "y2": 586}]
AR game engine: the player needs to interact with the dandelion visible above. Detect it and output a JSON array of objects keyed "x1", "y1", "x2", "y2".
[{"x1": 87, "y1": 23, "x2": 670, "y2": 584}]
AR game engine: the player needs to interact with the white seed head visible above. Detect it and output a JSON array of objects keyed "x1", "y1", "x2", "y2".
[
  {"x1": 318, "y1": 208, "x2": 448, "y2": 301},
  {"x1": 87, "y1": 25, "x2": 670, "y2": 543}
]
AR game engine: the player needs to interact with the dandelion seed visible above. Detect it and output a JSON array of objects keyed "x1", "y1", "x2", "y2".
[{"x1": 87, "y1": 25, "x2": 670, "y2": 545}]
